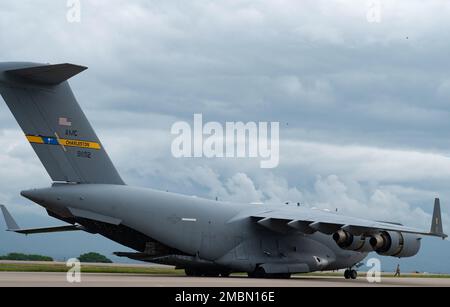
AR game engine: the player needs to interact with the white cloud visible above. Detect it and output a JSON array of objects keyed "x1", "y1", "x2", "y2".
[
  {"x1": 310, "y1": 174, "x2": 434, "y2": 229},
  {"x1": 172, "y1": 166, "x2": 444, "y2": 230},
  {"x1": 223, "y1": 173, "x2": 262, "y2": 203},
  {"x1": 0, "y1": 130, "x2": 49, "y2": 214},
  {"x1": 281, "y1": 140, "x2": 450, "y2": 183}
]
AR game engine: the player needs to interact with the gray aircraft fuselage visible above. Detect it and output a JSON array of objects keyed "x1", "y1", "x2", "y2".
[
  {"x1": 5, "y1": 62, "x2": 440, "y2": 278},
  {"x1": 22, "y1": 184, "x2": 366, "y2": 274}
]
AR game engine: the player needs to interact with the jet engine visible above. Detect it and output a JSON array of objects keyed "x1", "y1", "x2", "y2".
[
  {"x1": 369, "y1": 231, "x2": 421, "y2": 258},
  {"x1": 332, "y1": 230, "x2": 372, "y2": 252}
]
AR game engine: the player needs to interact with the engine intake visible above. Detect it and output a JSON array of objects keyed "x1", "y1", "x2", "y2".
[{"x1": 369, "y1": 231, "x2": 421, "y2": 258}]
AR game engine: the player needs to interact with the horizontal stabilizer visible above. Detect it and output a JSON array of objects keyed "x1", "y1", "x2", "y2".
[
  {"x1": 0, "y1": 204, "x2": 83, "y2": 235},
  {"x1": 0, "y1": 205, "x2": 19, "y2": 230},
  {"x1": 6, "y1": 63, "x2": 87, "y2": 85},
  {"x1": 11, "y1": 225, "x2": 82, "y2": 235}
]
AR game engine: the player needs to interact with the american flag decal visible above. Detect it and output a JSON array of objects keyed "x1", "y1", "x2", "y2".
[{"x1": 58, "y1": 117, "x2": 72, "y2": 126}]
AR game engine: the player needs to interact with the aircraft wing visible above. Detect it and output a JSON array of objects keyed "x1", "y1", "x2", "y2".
[
  {"x1": 0, "y1": 204, "x2": 83, "y2": 235},
  {"x1": 237, "y1": 198, "x2": 447, "y2": 239}
]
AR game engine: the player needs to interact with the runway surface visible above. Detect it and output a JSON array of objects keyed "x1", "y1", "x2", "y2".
[{"x1": 0, "y1": 272, "x2": 449, "y2": 287}]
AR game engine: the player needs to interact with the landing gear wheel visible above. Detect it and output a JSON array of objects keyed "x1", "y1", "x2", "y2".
[
  {"x1": 344, "y1": 269, "x2": 357, "y2": 279},
  {"x1": 248, "y1": 267, "x2": 266, "y2": 278},
  {"x1": 344, "y1": 269, "x2": 350, "y2": 279}
]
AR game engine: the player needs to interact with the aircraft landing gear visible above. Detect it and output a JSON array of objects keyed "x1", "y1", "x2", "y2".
[
  {"x1": 247, "y1": 267, "x2": 291, "y2": 279},
  {"x1": 248, "y1": 266, "x2": 266, "y2": 278},
  {"x1": 344, "y1": 269, "x2": 357, "y2": 280}
]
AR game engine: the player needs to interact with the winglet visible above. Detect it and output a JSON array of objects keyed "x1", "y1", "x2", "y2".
[
  {"x1": 430, "y1": 198, "x2": 447, "y2": 239},
  {"x1": 0, "y1": 205, "x2": 20, "y2": 231}
]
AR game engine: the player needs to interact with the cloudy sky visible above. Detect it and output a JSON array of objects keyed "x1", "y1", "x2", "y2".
[{"x1": 1, "y1": 0, "x2": 450, "y2": 272}]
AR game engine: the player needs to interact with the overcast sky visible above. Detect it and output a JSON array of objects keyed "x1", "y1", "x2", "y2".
[{"x1": 1, "y1": 0, "x2": 450, "y2": 272}]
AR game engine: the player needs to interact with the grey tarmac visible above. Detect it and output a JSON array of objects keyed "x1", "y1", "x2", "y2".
[{"x1": 0, "y1": 272, "x2": 449, "y2": 287}]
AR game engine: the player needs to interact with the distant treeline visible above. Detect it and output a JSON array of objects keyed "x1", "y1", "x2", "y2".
[
  {"x1": 0, "y1": 253, "x2": 53, "y2": 261},
  {"x1": 78, "y1": 252, "x2": 112, "y2": 263},
  {"x1": 0, "y1": 252, "x2": 113, "y2": 263}
]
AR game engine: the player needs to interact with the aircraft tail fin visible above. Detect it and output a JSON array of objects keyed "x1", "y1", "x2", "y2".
[{"x1": 0, "y1": 62, "x2": 124, "y2": 185}]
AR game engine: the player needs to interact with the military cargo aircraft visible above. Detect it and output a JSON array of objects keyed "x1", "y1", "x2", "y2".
[{"x1": 0, "y1": 62, "x2": 447, "y2": 279}]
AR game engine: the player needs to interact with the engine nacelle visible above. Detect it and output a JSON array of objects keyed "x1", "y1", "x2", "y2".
[
  {"x1": 332, "y1": 230, "x2": 372, "y2": 252},
  {"x1": 369, "y1": 231, "x2": 421, "y2": 258}
]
